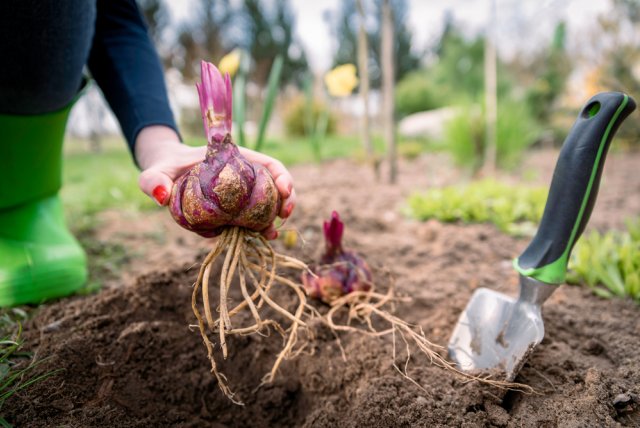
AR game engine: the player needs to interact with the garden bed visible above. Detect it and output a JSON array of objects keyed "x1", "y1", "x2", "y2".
[{"x1": 6, "y1": 150, "x2": 640, "y2": 427}]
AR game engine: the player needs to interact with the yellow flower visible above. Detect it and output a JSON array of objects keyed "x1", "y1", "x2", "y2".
[
  {"x1": 324, "y1": 64, "x2": 359, "y2": 97},
  {"x1": 219, "y1": 49, "x2": 242, "y2": 77}
]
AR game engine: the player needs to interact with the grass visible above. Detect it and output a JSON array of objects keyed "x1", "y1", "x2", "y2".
[
  {"x1": 62, "y1": 138, "x2": 156, "y2": 290},
  {"x1": 62, "y1": 139, "x2": 156, "y2": 220},
  {"x1": 0, "y1": 309, "x2": 62, "y2": 426}
]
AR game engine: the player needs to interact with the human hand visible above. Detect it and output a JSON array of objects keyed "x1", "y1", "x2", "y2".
[
  {"x1": 135, "y1": 125, "x2": 295, "y2": 240},
  {"x1": 237, "y1": 146, "x2": 297, "y2": 239}
]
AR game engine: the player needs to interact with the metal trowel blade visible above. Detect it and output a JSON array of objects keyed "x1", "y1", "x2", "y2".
[{"x1": 447, "y1": 288, "x2": 545, "y2": 381}]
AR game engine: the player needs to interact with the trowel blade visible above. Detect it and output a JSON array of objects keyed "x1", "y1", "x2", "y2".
[{"x1": 447, "y1": 288, "x2": 545, "y2": 381}]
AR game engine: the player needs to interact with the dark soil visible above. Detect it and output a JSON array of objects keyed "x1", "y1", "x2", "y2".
[{"x1": 5, "y1": 150, "x2": 640, "y2": 427}]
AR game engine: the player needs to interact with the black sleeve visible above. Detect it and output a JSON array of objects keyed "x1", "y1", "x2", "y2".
[{"x1": 87, "y1": 0, "x2": 180, "y2": 164}]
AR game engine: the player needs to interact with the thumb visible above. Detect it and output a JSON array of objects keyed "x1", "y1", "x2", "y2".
[{"x1": 139, "y1": 168, "x2": 174, "y2": 206}]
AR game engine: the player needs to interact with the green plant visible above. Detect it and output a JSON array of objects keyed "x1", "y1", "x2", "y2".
[
  {"x1": 283, "y1": 85, "x2": 336, "y2": 163},
  {"x1": 496, "y1": 99, "x2": 541, "y2": 169},
  {"x1": 284, "y1": 96, "x2": 334, "y2": 137},
  {"x1": 442, "y1": 99, "x2": 540, "y2": 172},
  {"x1": 443, "y1": 105, "x2": 484, "y2": 171},
  {"x1": 233, "y1": 51, "x2": 284, "y2": 151},
  {"x1": 0, "y1": 309, "x2": 61, "y2": 426},
  {"x1": 397, "y1": 139, "x2": 426, "y2": 160},
  {"x1": 301, "y1": 211, "x2": 372, "y2": 304},
  {"x1": 305, "y1": 77, "x2": 327, "y2": 161},
  {"x1": 406, "y1": 179, "x2": 547, "y2": 236},
  {"x1": 525, "y1": 22, "x2": 571, "y2": 124},
  {"x1": 567, "y1": 218, "x2": 640, "y2": 302},
  {"x1": 62, "y1": 143, "x2": 155, "y2": 221},
  {"x1": 394, "y1": 70, "x2": 443, "y2": 117},
  {"x1": 254, "y1": 55, "x2": 283, "y2": 152}
]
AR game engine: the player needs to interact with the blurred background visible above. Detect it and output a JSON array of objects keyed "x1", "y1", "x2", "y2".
[
  {"x1": 69, "y1": 0, "x2": 640, "y2": 157},
  {"x1": 63, "y1": 0, "x2": 640, "y2": 218}
]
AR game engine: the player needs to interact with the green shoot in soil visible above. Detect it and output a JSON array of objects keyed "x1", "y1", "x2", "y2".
[
  {"x1": 406, "y1": 179, "x2": 547, "y2": 236},
  {"x1": 0, "y1": 309, "x2": 62, "y2": 426},
  {"x1": 568, "y1": 218, "x2": 640, "y2": 302}
]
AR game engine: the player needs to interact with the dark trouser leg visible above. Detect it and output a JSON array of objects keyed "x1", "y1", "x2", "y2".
[
  {"x1": 0, "y1": 0, "x2": 96, "y2": 114},
  {"x1": 0, "y1": 0, "x2": 96, "y2": 207},
  {"x1": 0, "y1": 1, "x2": 95, "y2": 305}
]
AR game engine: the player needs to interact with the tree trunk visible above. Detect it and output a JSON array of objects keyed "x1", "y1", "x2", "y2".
[
  {"x1": 356, "y1": 0, "x2": 379, "y2": 180},
  {"x1": 381, "y1": 0, "x2": 397, "y2": 184},
  {"x1": 483, "y1": 0, "x2": 498, "y2": 175}
]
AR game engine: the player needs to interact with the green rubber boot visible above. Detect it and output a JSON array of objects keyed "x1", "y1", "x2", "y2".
[{"x1": 0, "y1": 95, "x2": 88, "y2": 306}]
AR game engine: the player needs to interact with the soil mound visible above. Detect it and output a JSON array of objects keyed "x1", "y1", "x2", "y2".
[{"x1": 6, "y1": 223, "x2": 640, "y2": 427}]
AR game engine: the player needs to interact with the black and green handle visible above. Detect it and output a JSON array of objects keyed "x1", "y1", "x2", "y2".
[{"x1": 514, "y1": 92, "x2": 636, "y2": 284}]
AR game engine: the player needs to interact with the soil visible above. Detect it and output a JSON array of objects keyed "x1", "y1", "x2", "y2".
[{"x1": 6, "y1": 149, "x2": 640, "y2": 427}]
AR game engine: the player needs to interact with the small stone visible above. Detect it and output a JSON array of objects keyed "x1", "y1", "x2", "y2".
[
  {"x1": 613, "y1": 393, "x2": 635, "y2": 409},
  {"x1": 51, "y1": 399, "x2": 74, "y2": 412},
  {"x1": 42, "y1": 320, "x2": 63, "y2": 333}
]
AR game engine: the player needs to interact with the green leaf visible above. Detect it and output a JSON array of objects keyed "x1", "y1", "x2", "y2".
[
  {"x1": 0, "y1": 365, "x2": 9, "y2": 382},
  {"x1": 232, "y1": 51, "x2": 250, "y2": 147},
  {"x1": 626, "y1": 271, "x2": 640, "y2": 299},
  {"x1": 592, "y1": 287, "x2": 614, "y2": 299},
  {"x1": 406, "y1": 179, "x2": 546, "y2": 235},
  {"x1": 254, "y1": 55, "x2": 284, "y2": 152}
]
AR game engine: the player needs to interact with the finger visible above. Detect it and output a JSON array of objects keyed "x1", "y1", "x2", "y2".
[
  {"x1": 164, "y1": 145, "x2": 207, "y2": 181},
  {"x1": 139, "y1": 168, "x2": 174, "y2": 206},
  {"x1": 274, "y1": 171, "x2": 293, "y2": 200},
  {"x1": 279, "y1": 187, "x2": 296, "y2": 219},
  {"x1": 240, "y1": 148, "x2": 293, "y2": 199}
]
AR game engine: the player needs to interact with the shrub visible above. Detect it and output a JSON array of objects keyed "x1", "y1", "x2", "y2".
[
  {"x1": 442, "y1": 98, "x2": 541, "y2": 172},
  {"x1": 395, "y1": 71, "x2": 444, "y2": 117},
  {"x1": 443, "y1": 105, "x2": 484, "y2": 171},
  {"x1": 397, "y1": 139, "x2": 426, "y2": 160},
  {"x1": 496, "y1": 99, "x2": 541, "y2": 169},
  {"x1": 283, "y1": 96, "x2": 335, "y2": 137}
]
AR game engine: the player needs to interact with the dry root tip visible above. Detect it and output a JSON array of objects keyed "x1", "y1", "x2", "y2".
[{"x1": 324, "y1": 282, "x2": 535, "y2": 394}]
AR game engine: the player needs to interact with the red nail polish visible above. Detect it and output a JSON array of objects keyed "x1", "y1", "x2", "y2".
[
  {"x1": 152, "y1": 185, "x2": 168, "y2": 205},
  {"x1": 285, "y1": 204, "x2": 293, "y2": 217}
]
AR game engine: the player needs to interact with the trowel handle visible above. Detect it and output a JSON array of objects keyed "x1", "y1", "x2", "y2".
[{"x1": 514, "y1": 92, "x2": 636, "y2": 284}]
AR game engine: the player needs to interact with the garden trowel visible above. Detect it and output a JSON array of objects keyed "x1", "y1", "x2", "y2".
[{"x1": 448, "y1": 92, "x2": 636, "y2": 381}]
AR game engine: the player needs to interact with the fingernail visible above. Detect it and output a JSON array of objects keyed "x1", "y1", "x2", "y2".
[
  {"x1": 152, "y1": 185, "x2": 168, "y2": 205},
  {"x1": 273, "y1": 231, "x2": 279, "y2": 239},
  {"x1": 286, "y1": 183, "x2": 293, "y2": 196},
  {"x1": 285, "y1": 204, "x2": 294, "y2": 217}
]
